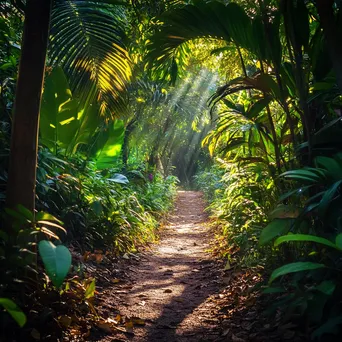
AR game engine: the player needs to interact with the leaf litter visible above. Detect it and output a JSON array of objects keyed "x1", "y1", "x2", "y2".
[{"x1": 60, "y1": 191, "x2": 308, "y2": 342}]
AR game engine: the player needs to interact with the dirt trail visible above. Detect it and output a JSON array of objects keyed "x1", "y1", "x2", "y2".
[{"x1": 96, "y1": 191, "x2": 223, "y2": 342}]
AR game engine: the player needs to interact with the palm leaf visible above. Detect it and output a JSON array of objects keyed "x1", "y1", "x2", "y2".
[
  {"x1": 146, "y1": 1, "x2": 232, "y2": 83},
  {"x1": 49, "y1": 0, "x2": 131, "y2": 119}
]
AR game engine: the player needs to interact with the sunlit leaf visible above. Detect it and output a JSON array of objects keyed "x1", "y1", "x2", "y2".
[
  {"x1": 274, "y1": 234, "x2": 339, "y2": 250},
  {"x1": 259, "y1": 219, "x2": 293, "y2": 245}
]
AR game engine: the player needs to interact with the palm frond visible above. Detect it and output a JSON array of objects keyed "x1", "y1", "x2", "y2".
[
  {"x1": 146, "y1": 1, "x2": 232, "y2": 83},
  {"x1": 146, "y1": 1, "x2": 282, "y2": 82},
  {"x1": 49, "y1": 0, "x2": 132, "y2": 119}
]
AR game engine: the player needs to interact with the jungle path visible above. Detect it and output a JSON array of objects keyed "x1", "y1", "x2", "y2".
[{"x1": 96, "y1": 191, "x2": 224, "y2": 342}]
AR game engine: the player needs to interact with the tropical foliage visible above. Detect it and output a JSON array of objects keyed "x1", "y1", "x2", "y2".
[{"x1": 3, "y1": 0, "x2": 342, "y2": 340}]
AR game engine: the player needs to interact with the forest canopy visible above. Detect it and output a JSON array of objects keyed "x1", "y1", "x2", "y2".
[{"x1": 1, "y1": 0, "x2": 342, "y2": 341}]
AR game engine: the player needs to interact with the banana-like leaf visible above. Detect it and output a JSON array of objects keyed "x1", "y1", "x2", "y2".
[
  {"x1": 49, "y1": 1, "x2": 131, "y2": 118},
  {"x1": 94, "y1": 120, "x2": 125, "y2": 169},
  {"x1": 40, "y1": 67, "x2": 102, "y2": 154},
  {"x1": 40, "y1": 67, "x2": 80, "y2": 152},
  {"x1": 269, "y1": 262, "x2": 325, "y2": 284}
]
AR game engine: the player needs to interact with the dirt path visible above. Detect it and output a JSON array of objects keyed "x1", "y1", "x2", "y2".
[{"x1": 95, "y1": 191, "x2": 223, "y2": 342}]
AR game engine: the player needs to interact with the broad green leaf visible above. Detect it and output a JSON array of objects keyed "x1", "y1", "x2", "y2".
[
  {"x1": 274, "y1": 234, "x2": 339, "y2": 250},
  {"x1": 316, "y1": 156, "x2": 342, "y2": 180},
  {"x1": 35, "y1": 212, "x2": 63, "y2": 225},
  {"x1": 16, "y1": 205, "x2": 33, "y2": 221},
  {"x1": 40, "y1": 67, "x2": 80, "y2": 153},
  {"x1": 315, "y1": 280, "x2": 336, "y2": 296},
  {"x1": 68, "y1": 104, "x2": 101, "y2": 155},
  {"x1": 269, "y1": 262, "x2": 325, "y2": 284},
  {"x1": 95, "y1": 120, "x2": 125, "y2": 169},
  {"x1": 38, "y1": 240, "x2": 72, "y2": 288},
  {"x1": 259, "y1": 219, "x2": 293, "y2": 245},
  {"x1": 246, "y1": 97, "x2": 271, "y2": 120},
  {"x1": 0, "y1": 298, "x2": 26, "y2": 327}
]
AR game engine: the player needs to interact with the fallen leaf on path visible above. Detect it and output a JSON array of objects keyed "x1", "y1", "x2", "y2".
[
  {"x1": 132, "y1": 317, "x2": 146, "y2": 326},
  {"x1": 111, "y1": 278, "x2": 121, "y2": 284},
  {"x1": 125, "y1": 321, "x2": 134, "y2": 334},
  {"x1": 58, "y1": 315, "x2": 72, "y2": 328},
  {"x1": 97, "y1": 321, "x2": 112, "y2": 333}
]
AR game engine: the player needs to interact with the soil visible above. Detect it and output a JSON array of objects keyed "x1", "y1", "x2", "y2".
[
  {"x1": 94, "y1": 191, "x2": 222, "y2": 342},
  {"x1": 84, "y1": 191, "x2": 306, "y2": 342}
]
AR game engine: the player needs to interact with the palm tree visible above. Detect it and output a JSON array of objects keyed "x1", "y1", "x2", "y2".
[
  {"x1": 146, "y1": 0, "x2": 341, "y2": 170},
  {"x1": 5, "y1": 0, "x2": 131, "y2": 215}
]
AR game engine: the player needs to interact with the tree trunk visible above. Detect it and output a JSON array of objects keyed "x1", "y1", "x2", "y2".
[
  {"x1": 316, "y1": 0, "x2": 342, "y2": 93},
  {"x1": 6, "y1": 0, "x2": 52, "y2": 213}
]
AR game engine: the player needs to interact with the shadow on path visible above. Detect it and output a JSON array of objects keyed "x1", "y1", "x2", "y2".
[{"x1": 96, "y1": 191, "x2": 224, "y2": 342}]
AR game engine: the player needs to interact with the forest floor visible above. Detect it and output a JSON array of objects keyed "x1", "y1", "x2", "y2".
[{"x1": 80, "y1": 191, "x2": 304, "y2": 342}]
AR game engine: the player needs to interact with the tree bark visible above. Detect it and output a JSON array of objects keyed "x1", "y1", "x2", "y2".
[
  {"x1": 6, "y1": 0, "x2": 52, "y2": 212},
  {"x1": 316, "y1": 0, "x2": 342, "y2": 93}
]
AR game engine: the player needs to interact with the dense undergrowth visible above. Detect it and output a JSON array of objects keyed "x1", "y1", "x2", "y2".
[
  {"x1": 0, "y1": 146, "x2": 178, "y2": 339},
  {"x1": 3, "y1": 0, "x2": 342, "y2": 341}
]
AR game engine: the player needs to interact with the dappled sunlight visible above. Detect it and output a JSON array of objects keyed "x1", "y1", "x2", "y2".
[{"x1": 94, "y1": 191, "x2": 222, "y2": 341}]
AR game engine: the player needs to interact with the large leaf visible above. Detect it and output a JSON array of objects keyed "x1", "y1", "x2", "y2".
[
  {"x1": 0, "y1": 298, "x2": 26, "y2": 327},
  {"x1": 49, "y1": 0, "x2": 131, "y2": 118},
  {"x1": 259, "y1": 218, "x2": 293, "y2": 245},
  {"x1": 274, "y1": 234, "x2": 339, "y2": 250},
  {"x1": 269, "y1": 262, "x2": 325, "y2": 284},
  {"x1": 38, "y1": 240, "x2": 72, "y2": 288},
  {"x1": 94, "y1": 120, "x2": 125, "y2": 169},
  {"x1": 40, "y1": 67, "x2": 80, "y2": 152},
  {"x1": 40, "y1": 67, "x2": 102, "y2": 154}
]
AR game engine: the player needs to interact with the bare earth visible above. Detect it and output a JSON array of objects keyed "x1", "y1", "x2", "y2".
[{"x1": 95, "y1": 190, "x2": 223, "y2": 342}]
